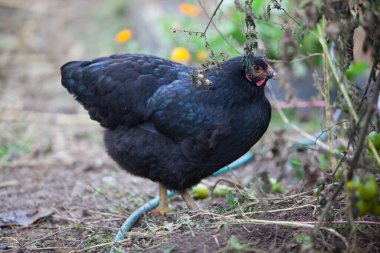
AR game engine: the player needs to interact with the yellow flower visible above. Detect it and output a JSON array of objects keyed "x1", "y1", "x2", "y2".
[
  {"x1": 179, "y1": 3, "x2": 200, "y2": 16},
  {"x1": 171, "y1": 47, "x2": 191, "y2": 64},
  {"x1": 115, "y1": 29, "x2": 133, "y2": 44},
  {"x1": 196, "y1": 50, "x2": 208, "y2": 62}
]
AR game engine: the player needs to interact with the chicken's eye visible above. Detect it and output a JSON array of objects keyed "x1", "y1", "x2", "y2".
[{"x1": 253, "y1": 65, "x2": 261, "y2": 72}]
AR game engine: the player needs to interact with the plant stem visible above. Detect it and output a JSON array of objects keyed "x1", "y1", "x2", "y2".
[
  {"x1": 322, "y1": 49, "x2": 336, "y2": 169},
  {"x1": 348, "y1": 74, "x2": 380, "y2": 178},
  {"x1": 317, "y1": 16, "x2": 359, "y2": 123},
  {"x1": 202, "y1": 0, "x2": 224, "y2": 36},
  {"x1": 197, "y1": 0, "x2": 241, "y2": 55}
]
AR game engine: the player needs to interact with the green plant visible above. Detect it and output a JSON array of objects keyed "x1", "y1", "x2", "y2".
[{"x1": 347, "y1": 175, "x2": 380, "y2": 217}]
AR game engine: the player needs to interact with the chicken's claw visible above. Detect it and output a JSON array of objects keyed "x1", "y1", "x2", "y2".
[{"x1": 151, "y1": 205, "x2": 170, "y2": 216}]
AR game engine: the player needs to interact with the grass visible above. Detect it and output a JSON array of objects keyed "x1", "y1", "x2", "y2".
[{"x1": 0, "y1": 138, "x2": 33, "y2": 163}]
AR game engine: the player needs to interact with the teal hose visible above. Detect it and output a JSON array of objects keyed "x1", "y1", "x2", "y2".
[
  {"x1": 112, "y1": 191, "x2": 176, "y2": 242},
  {"x1": 212, "y1": 152, "x2": 254, "y2": 176}
]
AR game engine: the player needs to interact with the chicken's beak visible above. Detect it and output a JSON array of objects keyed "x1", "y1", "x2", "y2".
[
  {"x1": 265, "y1": 64, "x2": 277, "y2": 80},
  {"x1": 266, "y1": 71, "x2": 276, "y2": 79}
]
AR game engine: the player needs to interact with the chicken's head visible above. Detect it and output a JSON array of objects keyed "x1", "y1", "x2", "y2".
[{"x1": 244, "y1": 56, "x2": 276, "y2": 87}]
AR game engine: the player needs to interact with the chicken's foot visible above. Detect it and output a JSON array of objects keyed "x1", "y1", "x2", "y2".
[
  {"x1": 180, "y1": 190, "x2": 198, "y2": 211},
  {"x1": 151, "y1": 183, "x2": 170, "y2": 215}
]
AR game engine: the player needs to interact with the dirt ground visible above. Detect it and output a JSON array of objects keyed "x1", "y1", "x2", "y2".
[
  {"x1": 2, "y1": 146, "x2": 380, "y2": 252},
  {"x1": 1, "y1": 0, "x2": 380, "y2": 252},
  {"x1": 1, "y1": 118, "x2": 379, "y2": 253}
]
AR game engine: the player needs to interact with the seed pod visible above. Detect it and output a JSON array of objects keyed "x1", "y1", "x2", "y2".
[{"x1": 195, "y1": 80, "x2": 202, "y2": 88}]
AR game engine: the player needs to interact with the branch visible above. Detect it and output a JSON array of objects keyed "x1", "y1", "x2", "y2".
[
  {"x1": 202, "y1": 0, "x2": 224, "y2": 36},
  {"x1": 197, "y1": 0, "x2": 241, "y2": 55},
  {"x1": 314, "y1": 178, "x2": 345, "y2": 233},
  {"x1": 348, "y1": 71, "x2": 380, "y2": 179},
  {"x1": 358, "y1": 63, "x2": 377, "y2": 111},
  {"x1": 271, "y1": 0, "x2": 302, "y2": 27},
  {"x1": 317, "y1": 17, "x2": 359, "y2": 122}
]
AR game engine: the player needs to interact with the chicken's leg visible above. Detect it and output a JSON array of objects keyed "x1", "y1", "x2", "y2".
[
  {"x1": 180, "y1": 190, "x2": 198, "y2": 211},
  {"x1": 151, "y1": 183, "x2": 170, "y2": 215}
]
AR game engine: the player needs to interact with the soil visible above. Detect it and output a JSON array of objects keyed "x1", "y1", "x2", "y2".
[
  {"x1": 1, "y1": 1, "x2": 380, "y2": 253},
  {"x1": 1, "y1": 127, "x2": 380, "y2": 252}
]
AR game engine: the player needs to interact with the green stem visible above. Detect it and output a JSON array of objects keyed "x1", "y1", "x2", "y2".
[
  {"x1": 317, "y1": 16, "x2": 359, "y2": 123},
  {"x1": 323, "y1": 50, "x2": 335, "y2": 168}
]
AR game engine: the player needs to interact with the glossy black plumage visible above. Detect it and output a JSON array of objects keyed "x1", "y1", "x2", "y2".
[{"x1": 61, "y1": 54, "x2": 272, "y2": 190}]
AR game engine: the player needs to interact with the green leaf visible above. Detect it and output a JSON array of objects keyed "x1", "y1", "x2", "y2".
[
  {"x1": 338, "y1": 145, "x2": 346, "y2": 153},
  {"x1": 213, "y1": 185, "x2": 231, "y2": 197},
  {"x1": 290, "y1": 157, "x2": 302, "y2": 169},
  {"x1": 269, "y1": 177, "x2": 283, "y2": 193},
  {"x1": 318, "y1": 154, "x2": 330, "y2": 170},
  {"x1": 229, "y1": 235, "x2": 244, "y2": 252},
  {"x1": 289, "y1": 157, "x2": 304, "y2": 181},
  {"x1": 292, "y1": 61, "x2": 308, "y2": 78},
  {"x1": 295, "y1": 233, "x2": 312, "y2": 244},
  {"x1": 0, "y1": 147, "x2": 9, "y2": 159},
  {"x1": 74, "y1": 223, "x2": 84, "y2": 231},
  {"x1": 346, "y1": 62, "x2": 369, "y2": 80},
  {"x1": 226, "y1": 192, "x2": 238, "y2": 208},
  {"x1": 163, "y1": 244, "x2": 174, "y2": 253}
]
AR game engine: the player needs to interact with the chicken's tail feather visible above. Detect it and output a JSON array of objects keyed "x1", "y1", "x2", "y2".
[
  {"x1": 60, "y1": 54, "x2": 185, "y2": 129},
  {"x1": 61, "y1": 60, "x2": 129, "y2": 129},
  {"x1": 61, "y1": 61, "x2": 90, "y2": 93}
]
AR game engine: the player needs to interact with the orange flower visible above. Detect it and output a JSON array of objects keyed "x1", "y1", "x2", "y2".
[
  {"x1": 179, "y1": 3, "x2": 200, "y2": 16},
  {"x1": 196, "y1": 50, "x2": 208, "y2": 62},
  {"x1": 115, "y1": 29, "x2": 133, "y2": 44},
  {"x1": 171, "y1": 47, "x2": 191, "y2": 64}
]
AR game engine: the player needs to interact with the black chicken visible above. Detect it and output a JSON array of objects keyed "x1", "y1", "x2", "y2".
[{"x1": 61, "y1": 54, "x2": 275, "y2": 214}]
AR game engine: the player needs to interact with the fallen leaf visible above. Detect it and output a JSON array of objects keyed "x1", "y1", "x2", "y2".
[{"x1": 0, "y1": 208, "x2": 54, "y2": 227}]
